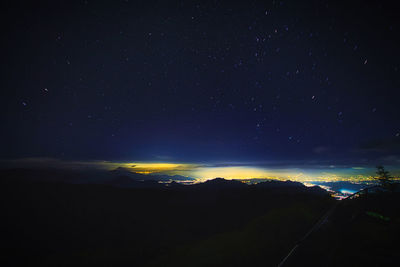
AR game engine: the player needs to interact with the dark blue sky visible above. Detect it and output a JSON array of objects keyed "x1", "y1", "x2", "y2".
[{"x1": 1, "y1": 0, "x2": 400, "y2": 168}]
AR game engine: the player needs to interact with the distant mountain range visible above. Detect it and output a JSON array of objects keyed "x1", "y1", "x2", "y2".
[
  {"x1": 0, "y1": 166, "x2": 333, "y2": 267},
  {"x1": 110, "y1": 166, "x2": 196, "y2": 181},
  {"x1": 0, "y1": 168, "x2": 332, "y2": 198},
  {"x1": 0, "y1": 167, "x2": 194, "y2": 184}
]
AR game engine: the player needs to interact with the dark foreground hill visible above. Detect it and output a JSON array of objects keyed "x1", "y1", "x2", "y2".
[
  {"x1": 283, "y1": 189, "x2": 400, "y2": 267},
  {"x1": 0, "y1": 169, "x2": 338, "y2": 266}
]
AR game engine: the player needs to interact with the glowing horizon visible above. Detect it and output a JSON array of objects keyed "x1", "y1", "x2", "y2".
[
  {"x1": 1, "y1": 157, "x2": 399, "y2": 183},
  {"x1": 103, "y1": 161, "x2": 400, "y2": 183}
]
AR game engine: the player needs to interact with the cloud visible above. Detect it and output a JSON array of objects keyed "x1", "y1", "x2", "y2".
[
  {"x1": 357, "y1": 137, "x2": 400, "y2": 154},
  {"x1": 0, "y1": 157, "x2": 111, "y2": 170},
  {"x1": 1, "y1": 157, "x2": 399, "y2": 182},
  {"x1": 377, "y1": 155, "x2": 400, "y2": 165},
  {"x1": 313, "y1": 146, "x2": 331, "y2": 154}
]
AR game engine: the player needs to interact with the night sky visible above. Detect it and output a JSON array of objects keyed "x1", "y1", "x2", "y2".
[{"x1": 1, "y1": 1, "x2": 400, "y2": 179}]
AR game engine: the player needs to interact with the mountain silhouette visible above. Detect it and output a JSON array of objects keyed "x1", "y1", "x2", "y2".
[{"x1": 4, "y1": 168, "x2": 396, "y2": 267}]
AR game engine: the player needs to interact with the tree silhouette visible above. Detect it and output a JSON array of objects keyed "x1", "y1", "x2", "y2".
[{"x1": 375, "y1": 165, "x2": 392, "y2": 187}]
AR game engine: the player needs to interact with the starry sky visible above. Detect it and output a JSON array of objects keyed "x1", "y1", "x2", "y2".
[{"x1": 1, "y1": 0, "x2": 400, "y2": 179}]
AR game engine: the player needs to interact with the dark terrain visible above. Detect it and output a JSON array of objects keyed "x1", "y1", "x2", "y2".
[
  {"x1": 1, "y1": 169, "x2": 398, "y2": 266},
  {"x1": 285, "y1": 189, "x2": 400, "y2": 267}
]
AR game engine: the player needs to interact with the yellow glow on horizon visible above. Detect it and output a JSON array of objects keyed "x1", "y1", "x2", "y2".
[
  {"x1": 2, "y1": 157, "x2": 399, "y2": 183},
  {"x1": 192, "y1": 166, "x2": 277, "y2": 181},
  {"x1": 102, "y1": 162, "x2": 385, "y2": 182},
  {"x1": 116, "y1": 162, "x2": 200, "y2": 174}
]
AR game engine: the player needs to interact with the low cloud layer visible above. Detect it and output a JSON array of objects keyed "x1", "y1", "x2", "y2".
[{"x1": 2, "y1": 157, "x2": 399, "y2": 183}]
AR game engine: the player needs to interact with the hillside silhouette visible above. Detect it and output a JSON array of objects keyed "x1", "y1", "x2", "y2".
[
  {"x1": 1, "y1": 168, "x2": 399, "y2": 266},
  {"x1": 282, "y1": 187, "x2": 400, "y2": 266}
]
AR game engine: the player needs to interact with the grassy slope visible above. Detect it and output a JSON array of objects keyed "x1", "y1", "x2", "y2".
[{"x1": 0, "y1": 177, "x2": 332, "y2": 266}]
